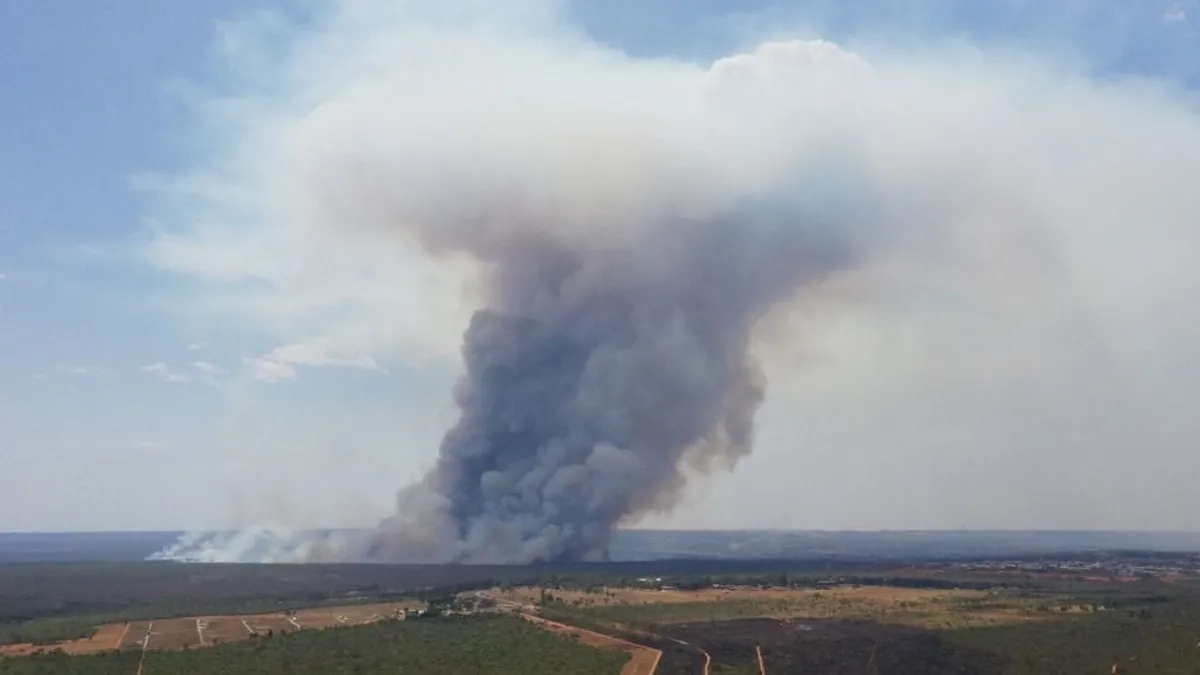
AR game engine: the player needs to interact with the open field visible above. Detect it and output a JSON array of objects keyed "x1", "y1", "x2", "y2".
[
  {"x1": 0, "y1": 603, "x2": 420, "y2": 656},
  {"x1": 527, "y1": 574, "x2": 1200, "y2": 673},
  {"x1": 5, "y1": 557, "x2": 1200, "y2": 673},
  {"x1": 0, "y1": 623, "x2": 132, "y2": 657},
  {"x1": 0, "y1": 616, "x2": 629, "y2": 675},
  {"x1": 502, "y1": 584, "x2": 1053, "y2": 630},
  {"x1": 503, "y1": 583, "x2": 989, "y2": 605}
]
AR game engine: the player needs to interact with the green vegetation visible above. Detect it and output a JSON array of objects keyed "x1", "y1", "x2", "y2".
[
  {"x1": 0, "y1": 651, "x2": 139, "y2": 675},
  {"x1": 563, "y1": 588, "x2": 1040, "y2": 629},
  {"x1": 0, "y1": 616, "x2": 628, "y2": 675},
  {"x1": 944, "y1": 593, "x2": 1200, "y2": 675},
  {"x1": 582, "y1": 598, "x2": 798, "y2": 624}
]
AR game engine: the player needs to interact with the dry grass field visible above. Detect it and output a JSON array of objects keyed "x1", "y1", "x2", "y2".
[{"x1": 498, "y1": 584, "x2": 1055, "y2": 629}]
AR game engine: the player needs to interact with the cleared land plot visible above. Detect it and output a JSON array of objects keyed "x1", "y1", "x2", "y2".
[
  {"x1": 195, "y1": 617, "x2": 252, "y2": 646},
  {"x1": 0, "y1": 602, "x2": 419, "y2": 656},
  {"x1": 503, "y1": 585, "x2": 1053, "y2": 629},
  {"x1": 521, "y1": 614, "x2": 657, "y2": 675},
  {"x1": 0, "y1": 616, "x2": 630, "y2": 675},
  {"x1": 0, "y1": 622, "x2": 131, "y2": 657},
  {"x1": 144, "y1": 619, "x2": 199, "y2": 651}
]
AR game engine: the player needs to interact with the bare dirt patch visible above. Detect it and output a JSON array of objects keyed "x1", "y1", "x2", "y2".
[
  {"x1": 0, "y1": 602, "x2": 420, "y2": 657},
  {"x1": 147, "y1": 618, "x2": 203, "y2": 651}
]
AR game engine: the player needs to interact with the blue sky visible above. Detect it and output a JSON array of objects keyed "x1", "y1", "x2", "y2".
[{"x1": 2, "y1": 0, "x2": 1199, "y2": 532}]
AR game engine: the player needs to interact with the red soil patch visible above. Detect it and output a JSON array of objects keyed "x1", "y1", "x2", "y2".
[{"x1": 0, "y1": 602, "x2": 419, "y2": 657}]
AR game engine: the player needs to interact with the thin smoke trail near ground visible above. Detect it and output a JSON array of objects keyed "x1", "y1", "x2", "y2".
[{"x1": 147, "y1": 3, "x2": 1200, "y2": 563}]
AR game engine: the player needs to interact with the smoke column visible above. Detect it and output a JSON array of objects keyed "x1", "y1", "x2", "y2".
[
  {"x1": 152, "y1": 33, "x2": 887, "y2": 563},
  {"x1": 316, "y1": 39, "x2": 884, "y2": 564},
  {"x1": 147, "y1": 2, "x2": 1200, "y2": 563},
  {"x1": 326, "y1": 43, "x2": 885, "y2": 563},
  {"x1": 362, "y1": 193, "x2": 873, "y2": 563}
]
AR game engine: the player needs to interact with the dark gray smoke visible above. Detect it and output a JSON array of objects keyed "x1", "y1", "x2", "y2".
[{"x1": 361, "y1": 194, "x2": 873, "y2": 562}]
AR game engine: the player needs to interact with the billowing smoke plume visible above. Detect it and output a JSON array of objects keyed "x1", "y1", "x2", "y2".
[
  {"x1": 155, "y1": 33, "x2": 893, "y2": 563},
  {"x1": 146, "y1": 2, "x2": 1200, "y2": 563},
  {"x1": 312, "y1": 40, "x2": 882, "y2": 563},
  {"x1": 363, "y1": 194, "x2": 870, "y2": 562}
]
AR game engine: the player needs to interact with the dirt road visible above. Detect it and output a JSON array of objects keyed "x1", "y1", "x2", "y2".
[
  {"x1": 114, "y1": 623, "x2": 131, "y2": 650},
  {"x1": 665, "y1": 636, "x2": 710, "y2": 675},
  {"x1": 134, "y1": 622, "x2": 153, "y2": 675},
  {"x1": 756, "y1": 645, "x2": 766, "y2": 675},
  {"x1": 522, "y1": 614, "x2": 662, "y2": 675}
]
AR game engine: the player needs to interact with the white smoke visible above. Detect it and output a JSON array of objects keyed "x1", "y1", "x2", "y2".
[{"x1": 143, "y1": 1, "x2": 1200, "y2": 562}]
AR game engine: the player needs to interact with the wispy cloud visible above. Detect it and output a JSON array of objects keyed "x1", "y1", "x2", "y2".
[
  {"x1": 192, "y1": 360, "x2": 224, "y2": 375},
  {"x1": 268, "y1": 344, "x2": 379, "y2": 371},
  {"x1": 54, "y1": 364, "x2": 102, "y2": 376},
  {"x1": 141, "y1": 362, "x2": 194, "y2": 384},
  {"x1": 141, "y1": 360, "x2": 230, "y2": 385},
  {"x1": 240, "y1": 343, "x2": 382, "y2": 383},
  {"x1": 133, "y1": 439, "x2": 167, "y2": 450},
  {"x1": 187, "y1": 342, "x2": 208, "y2": 351},
  {"x1": 243, "y1": 356, "x2": 298, "y2": 383}
]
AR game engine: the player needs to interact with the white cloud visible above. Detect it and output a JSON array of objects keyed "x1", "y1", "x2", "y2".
[
  {"x1": 187, "y1": 342, "x2": 208, "y2": 351},
  {"x1": 239, "y1": 343, "x2": 379, "y2": 383},
  {"x1": 134, "y1": 440, "x2": 167, "y2": 450},
  {"x1": 192, "y1": 360, "x2": 225, "y2": 375},
  {"x1": 243, "y1": 356, "x2": 298, "y2": 383},
  {"x1": 141, "y1": 360, "x2": 230, "y2": 384},
  {"x1": 134, "y1": 1, "x2": 1200, "y2": 529},
  {"x1": 267, "y1": 343, "x2": 378, "y2": 371},
  {"x1": 141, "y1": 362, "x2": 194, "y2": 384}
]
